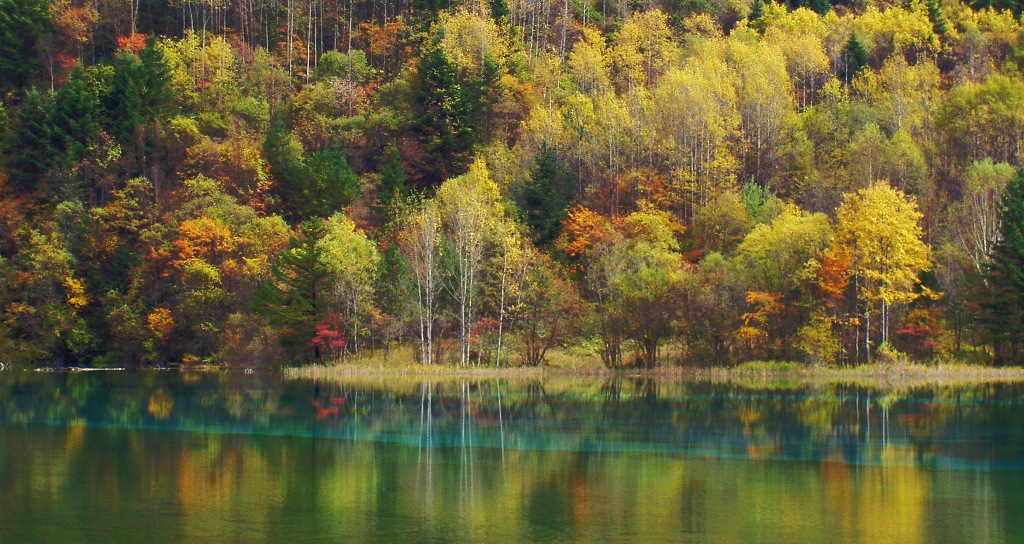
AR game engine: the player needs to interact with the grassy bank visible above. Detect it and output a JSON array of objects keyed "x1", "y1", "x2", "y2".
[{"x1": 284, "y1": 350, "x2": 1024, "y2": 390}]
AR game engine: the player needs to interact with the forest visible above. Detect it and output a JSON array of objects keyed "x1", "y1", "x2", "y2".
[{"x1": 1, "y1": 0, "x2": 1024, "y2": 368}]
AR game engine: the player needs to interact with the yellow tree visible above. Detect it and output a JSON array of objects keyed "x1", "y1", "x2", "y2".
[
  {"x1": 567, "y1": 28, "x2": 612, "y2": 97},
  {"x1": 610, "y1": 9, "x2": 680, "y2": 92},
  {"x1": 762, "y1": 7, "x2": 830, "y2": 110},
  {"x1": 653, "y1": 50, "x2": 740, "y2": 219},
  {"x1": 437, "y1": 159, "x2": 504, "y2": 366},
  {"x1": 398, "y1": 200, "x2": 443, "y2": 365},
  {"x1": 834, "y1": 181, "x2": 932, "y2": 362},
  {"x1": 727, "y1": 31, "x2": 795, "y2": 188},
  {"x1": 320, "y1": 213, "x2": 380, "y2": 358}
]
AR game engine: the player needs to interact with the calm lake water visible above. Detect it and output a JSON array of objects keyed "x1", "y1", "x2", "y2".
[{"x1": 1, "y1": 370, "x2": 1023, "y2": 543}]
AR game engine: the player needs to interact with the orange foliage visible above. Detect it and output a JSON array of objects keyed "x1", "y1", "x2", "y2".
[
  {"x1": 617, "y1": 170, "x2": 672, "y2": 212},
  {"x1": 819, "y1": 252, "x2": 851, "y2": 299},
  {"x1": 359, "y1": 19, "x2": 404, "y2": 59},
  {"x1": 117, "y1": 33, "x2": 149, "y2": 54},
  {"x1": 172, "y1": 217, "x2": 237, "y2": 265},
  {"x1": 52, "y1": 3, "x2": 98, "y2": 51},
  {"x1": 741, "y1": 291, "x2": 784, "y2": 328},
  {"x1": 147, "y1": 308, "x2": 175, "y2": 338},
  {"x1": 560, "y1": 206, "x2": 612, "y2": 259}
]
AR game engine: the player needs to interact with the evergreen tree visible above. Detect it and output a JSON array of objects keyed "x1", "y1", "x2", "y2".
[
  {"x1": 984, "y1": 169, "x2": 1024, "y2": 364},
  {"x1": 259, "y1": 218, "x2": 331, "y2": 360},
  {"x1": 518, "y1": 144, "x2": 573, "y2": 247},
  {"x1": 842, "y1": 33, "x2": 869, "y2": 85},
  {"x1": 749, "y1": 0, "x2": 764, "y2": 23},
  {"x1": 109, "y1": 53, "x2": 145, "y2": 145},
  {"x1": 490, "y1": 0, "x2": 511, "y2": 22},
  {"x1": 413, "y1": 33, "x2": 477, "y2": 186},
  {"x1": 306, "y1": 147, "x2": 359, "y2": 216},
  {"x1": 927, "y1": 0, "x2": 949, "y2": 36},
  {"x1": 264, "y1": 115, "x2": 312, "y2": 220},
  {"x1": 137, "y1": 36, "x2": 173, "y2": 120},
  {"x1": 809, "y1": 0, "x2": 831, "y2": 16},
  {"x1": 50, "y1": 65, "x2": 102, "y2": 165},
  {"x1": 0, "y1": 0, "x2": 50, "y2": 93},
  {"x1": 5, "y1": 89, "x2": 54, "y2": 193},
  {"x1": 377, "y1": 143, "x2": 408, "y2": 216}
]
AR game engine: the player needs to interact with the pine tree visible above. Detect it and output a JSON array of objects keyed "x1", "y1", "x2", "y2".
[
  {"x1": 50, "y1": 65, "x2": 102, "y2": 164},
  {"x1": 258, "y1": 219, "x2": 331, "y2": 360},
  {"x1": 984, "y1": 169, "x2": 1024, "y2": 364},
  {"x1": 264, "y1": 115, "x2": 312, "y2": 220},
  {"x1": 414, "y1": 33, "x2": 477, "y2": 186},
  {"x1": 306, "y1": 147, "x2": 359, "y2": 216},
  {"x1": 809, "y1": 0, "x2": 831, "y2": 16},
  {"x1": 377, "y1": 143, "x2": 408, "y2": 217},
  {"x1": 5, "y1": 89, "x2": 54, "y2": 193},
  {"x1": 843, "y1": 33, "x2": 869, "y2": 85},
  {"x1": 749, "y1": 0, "x2": 764, "y2": 24},
  {"x1": 0, "y1": 0, "x2": 50, "y2": 93},
  {"x1": 138, "y1": 36, "x2": 173, "y2": 120},
  {"x1": 926, "y1": 0, "x2": 949, "y2": 36},
  {"x1": 518, "y1": 144, "x2": 573, "y2": 247}
]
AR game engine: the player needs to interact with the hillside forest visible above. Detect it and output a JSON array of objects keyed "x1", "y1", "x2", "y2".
[{"x1": 2, "y1": 0, "x2": 1024, "y2": 368}]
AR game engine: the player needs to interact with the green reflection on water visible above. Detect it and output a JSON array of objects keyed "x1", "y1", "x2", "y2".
[{"x1": 1, "y1": 370, "x2": 1023, "y2": 543}]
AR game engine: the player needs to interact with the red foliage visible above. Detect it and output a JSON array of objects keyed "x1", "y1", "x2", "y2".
[
  {"x1": 117, "y1": 33, "x2": 148, "y2": 54},
  {"x1": 311, "y1": 396, "x2": 346, "y2": 420}
]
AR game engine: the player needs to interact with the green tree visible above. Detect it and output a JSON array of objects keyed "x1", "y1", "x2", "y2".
[
  {"x1": 984, "y1": 169, "x2": 1024, "y2": 363},
  {"x1": 0, "y1": 0, "x2": 51, "y2": 92},
  {"x1": 259, "y1": 218, "x2": 331, "y2": 361},
  {"x1": 320, "y1": 213, "x2": 380, "y2": 357},
  {"x1": 842, "y1": 33, "x2": 869, "y2": 85},
  {"x1": 4, "y1": 89, "x2": 54, "y2": 193},
  {"x1": 413, "y1": 32, "x2": 477, "y2": 185},
  {"x1": 517, "y1": 144, "x2": 573, "y2": 247}
]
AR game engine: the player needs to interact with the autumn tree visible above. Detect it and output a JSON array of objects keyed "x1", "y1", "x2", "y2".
[
  {"x1": 834, "y1": 182, "x2": 932, "y2": 362},
  {"x1": 320, "y1": 213, "x2": 380, "y2": 357},
  {"x1": 437, "y1": 160, "x2": 503, "y2": 366},
  {"x1": 398, "y1": 200, "x2": 443, "y2": 365},
  {"x1": 514, "y1": 248, "x2": 580, "y2": 366}
]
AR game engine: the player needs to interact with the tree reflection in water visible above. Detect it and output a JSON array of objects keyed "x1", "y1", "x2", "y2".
[{"x1": 1, "y1": 371, "x2": 1023, "y2": 542}]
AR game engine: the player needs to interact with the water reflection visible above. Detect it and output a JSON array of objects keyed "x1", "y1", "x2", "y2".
[{"x1": 1, "y1": 371, "x2": 1023, "y2": 542}]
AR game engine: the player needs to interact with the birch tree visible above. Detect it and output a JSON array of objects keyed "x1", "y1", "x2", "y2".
[{"x1": 398, "y1": 200, "x2": 443, "y2": 365}]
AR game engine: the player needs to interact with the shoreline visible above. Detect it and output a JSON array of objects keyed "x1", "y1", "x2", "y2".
[{"x1": 283, "y1": 361, "x2": 1024, "y2": 389}]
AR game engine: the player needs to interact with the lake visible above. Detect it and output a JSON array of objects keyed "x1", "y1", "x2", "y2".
[{"x1": 1, "y1": 369, "x2": 1023, "y2": 543}]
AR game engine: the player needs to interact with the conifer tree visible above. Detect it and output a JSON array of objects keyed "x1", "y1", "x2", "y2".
[
  {"x1": 984, "y1": 169, "x2": 1024, "y2": 363},
  {"x1": 5, "y1": 89, "x2": 54, "y2": 193},
  {"x1": 0, "y1": 0, "x2": 50, "y2": 93},
  {"x1": 259, "y1": 219, "x2": 331, "y2": 360},
  {"x1": 843, "y1": 33, "x2": 869, "y2": 85}
]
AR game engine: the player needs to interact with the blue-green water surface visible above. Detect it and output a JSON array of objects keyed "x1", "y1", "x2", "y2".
[{"x1": 1, "y1": 370, "x2": 1023, "y2": 542}]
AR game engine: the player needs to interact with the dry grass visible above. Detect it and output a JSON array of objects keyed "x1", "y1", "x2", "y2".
[{"x1": 285, "y1": 348, "x2": 1024, "y2": 391}]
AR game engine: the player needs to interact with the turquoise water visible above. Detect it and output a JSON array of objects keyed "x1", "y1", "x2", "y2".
[{"x1": 1, "y1": 370, "x2": 1023, "y2": 542}]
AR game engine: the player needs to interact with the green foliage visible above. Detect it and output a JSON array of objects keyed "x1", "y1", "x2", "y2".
[
  {"x1": 984, "y1": 169, "x2": 1024, "y2": 363},
  {"x1": 377, "y1": 143, "x2": 408, "y2": 216},
  {"x1": 842, "y1": 33, "x2": 869, "y2": 84},
  {"x1": 518, "y1": 144, "x2": 573, "y2": 247},
  {"x1": 1, "y1": 1, "x2": 1023, "y2": 368},
  {"x1": 5, "y1": 89, "x2": 54, "y2": 192},
  {"x1": 258, "y1": 218, "x2": 331, "y2": 361},
  {"x1": 315, "y1": 50, "x2": 375, "y2": 85},
  {"x1": 0, "y1": 0, "x2": 50, "y2": 92},
  {"x1": 688, "y1": 192, "x2": 753, "y2": 257},
  {"x1": 413, "y1": 32, "x2": 479, "y2": 185}
]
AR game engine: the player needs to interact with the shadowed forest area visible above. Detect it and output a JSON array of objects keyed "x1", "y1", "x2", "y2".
[{"x1": 2, "y1": 0, "x2": 1024, "y2": 368}]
